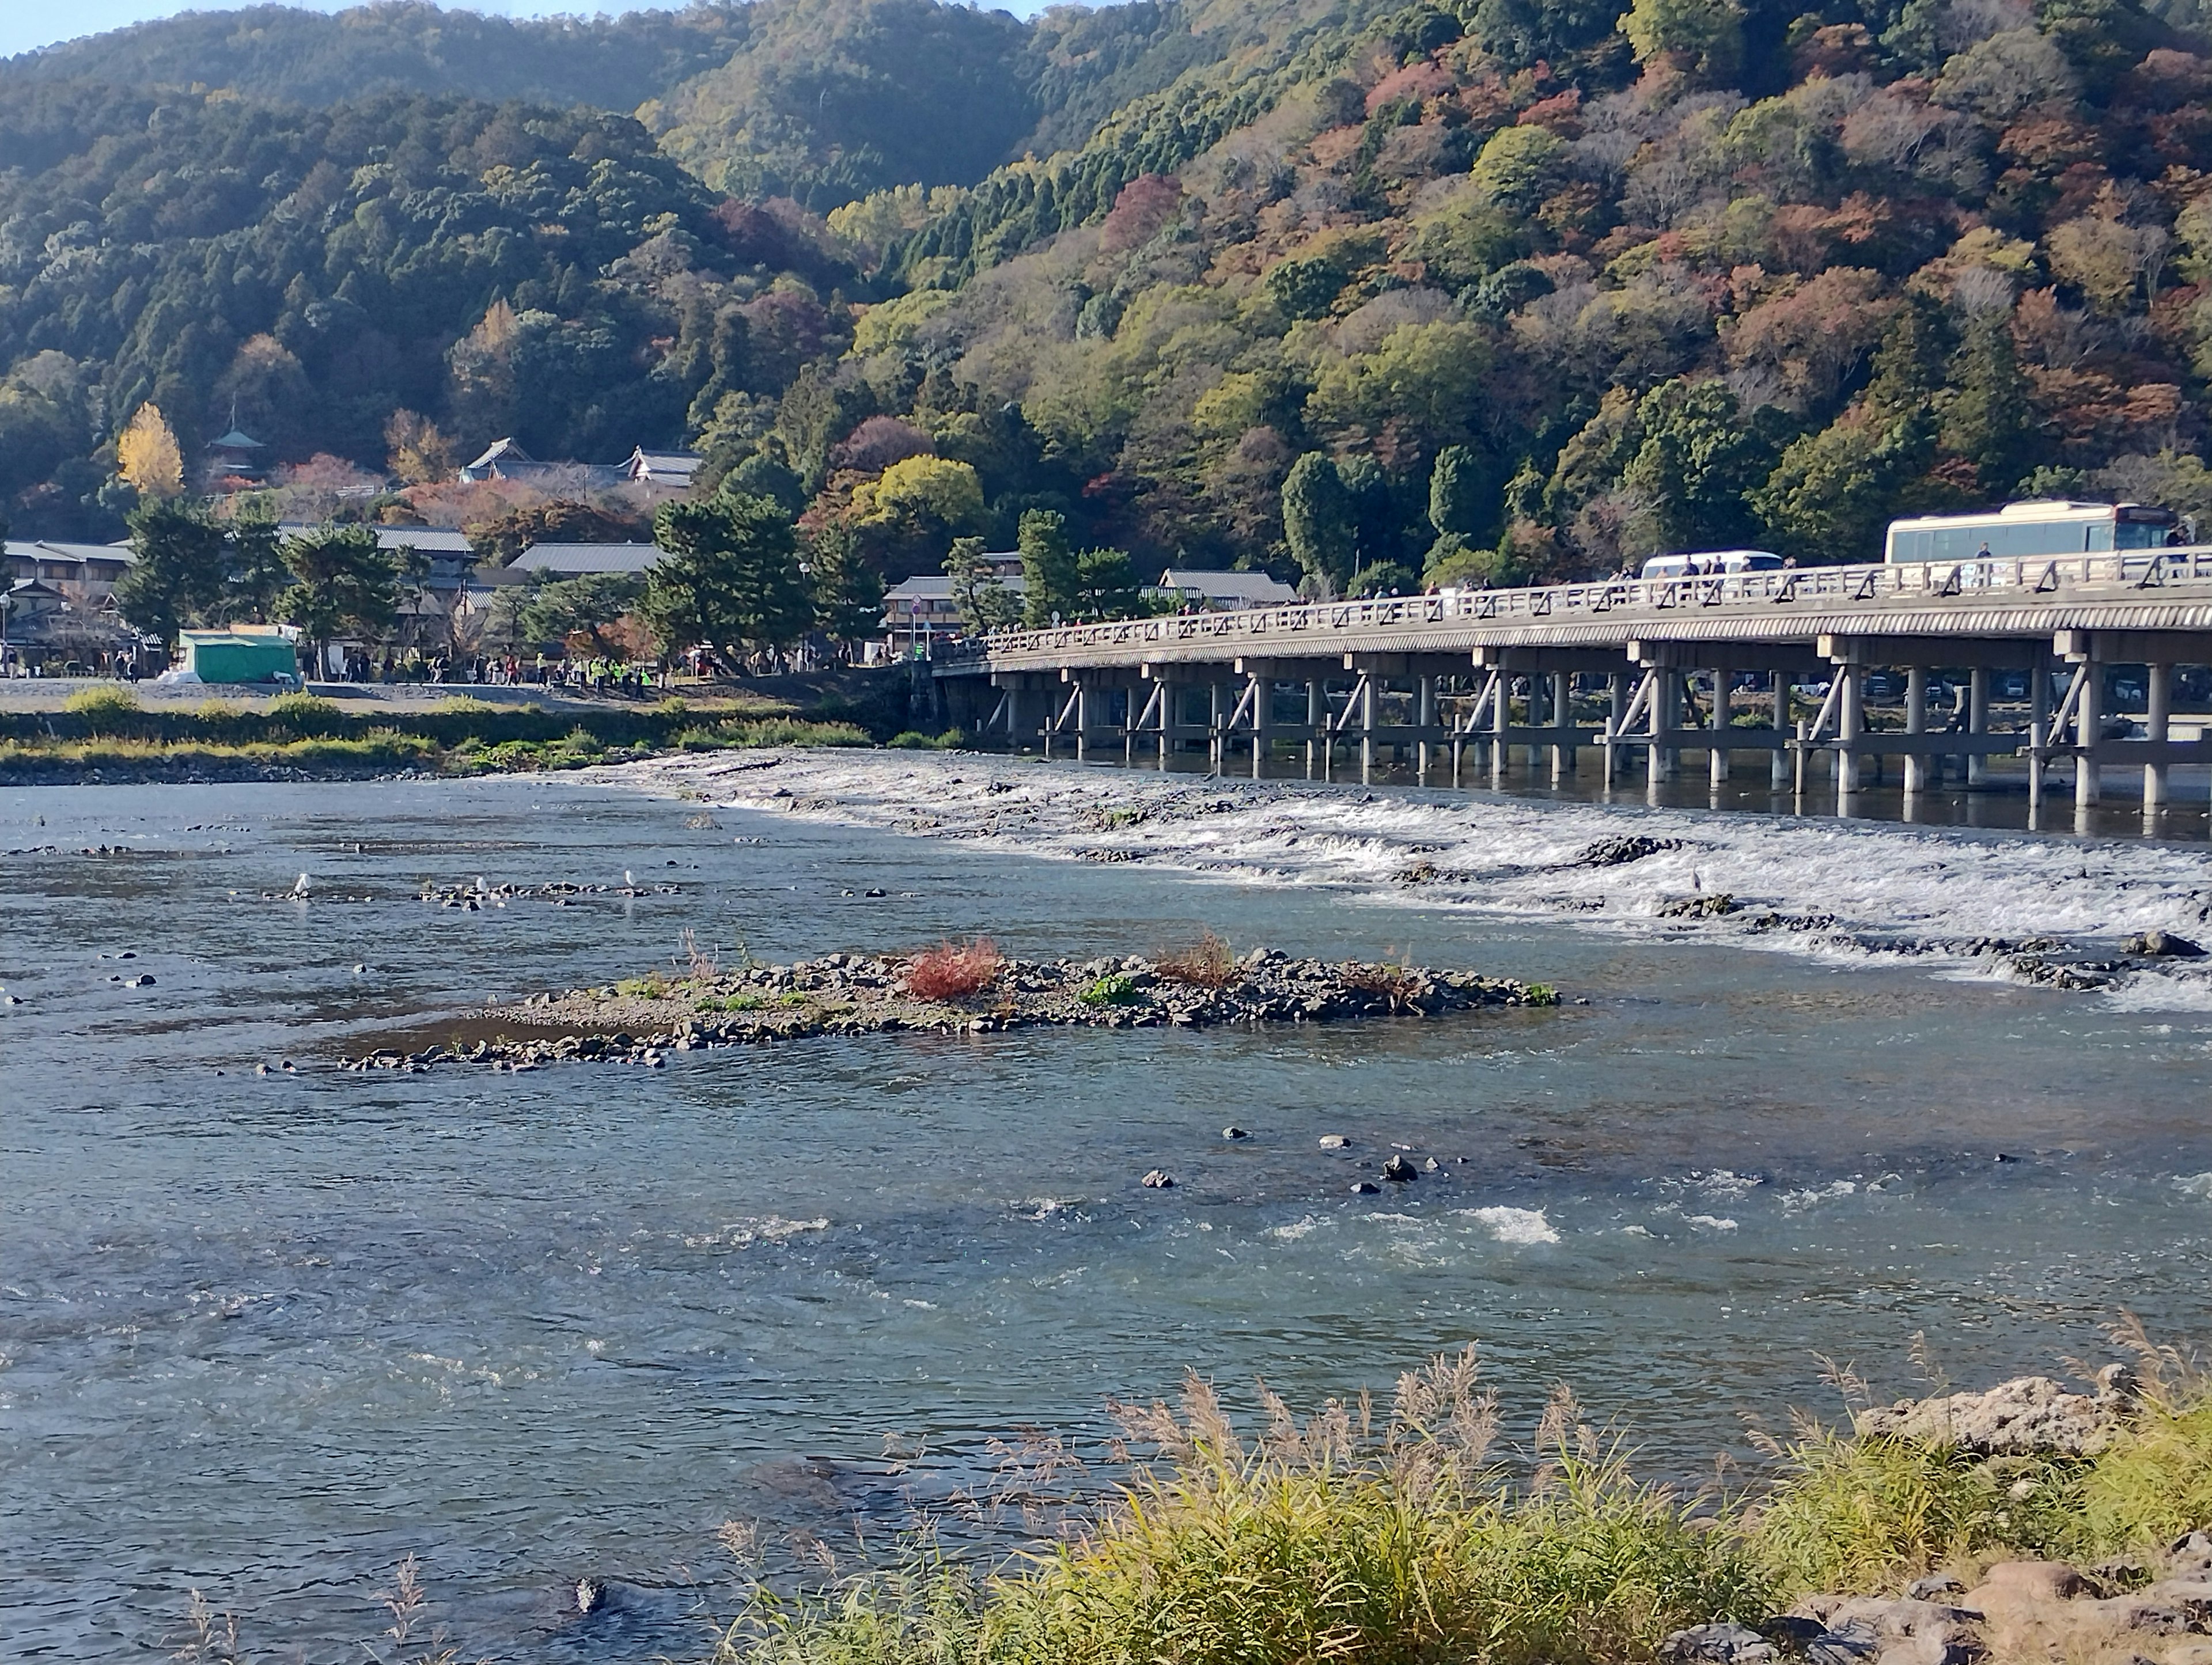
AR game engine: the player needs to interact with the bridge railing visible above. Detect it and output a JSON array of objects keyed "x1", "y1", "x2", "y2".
[{"x1": 933, "y1": 546, "x2": 2212, "y2": 664}]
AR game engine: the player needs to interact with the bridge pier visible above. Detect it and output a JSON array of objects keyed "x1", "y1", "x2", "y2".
[
  {"x1": 1903, "y1": 666, "x2": 1928, "y2": 795},
  {"x1": 2074, "y1": 657, "x2": 2103, "y2": 806},
  {"x1": 1835, "y1": 664, "x2": 1862, "y2": 797},
  {"x1": 1966, "y1": 667, "x2": 1990, "y2": 786},
  {"x1": 1709, "y1": 672, "x2": 1732, "y2": 790},
  {"x1": 1605, "y1": 674, "x2": 1626, "y2": 782},
  {"x1": 1771, "y1": 673, "x2": 1791, "y2": 789},
  {"x1": 1551, "y1": 672, "x2": 1574, "y2": 783},
  {"x1": 1416, "y1": 674, "x2": 1435, "y2": 784},
  {"x1": 2145, "y1": 661, "x2": 2171, "y2": 807}
]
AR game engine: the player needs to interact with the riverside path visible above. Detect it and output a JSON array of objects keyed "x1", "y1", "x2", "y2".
[{"x1": 928, "y1": 547, "x2": 2212, "y2": 816}]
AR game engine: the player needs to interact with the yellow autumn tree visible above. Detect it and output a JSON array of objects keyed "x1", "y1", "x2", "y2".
[
  {"x1": 384, "y1": 408, "x2": 456, "y2": 484},
  {"x1": 117, "y1": 402, "x2": 185, "y2": 498}
]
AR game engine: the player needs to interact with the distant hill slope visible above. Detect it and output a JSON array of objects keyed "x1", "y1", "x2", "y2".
[{"x1": 0, "y1": 1, "x2": 757, "y2": 110}]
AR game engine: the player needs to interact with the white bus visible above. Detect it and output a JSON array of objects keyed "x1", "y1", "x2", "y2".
[
  {"x1": 1884, "y1": 500, "x2": 2180, "y2": 563},
  {"x1": 1638, "y1": 549, "x2": 1786, "y2": 579}
]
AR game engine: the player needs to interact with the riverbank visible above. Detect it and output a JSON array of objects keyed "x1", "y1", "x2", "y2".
[
  {"x1": 0, "y1": 687, "x2": 874, "y2": 783},
  {"x1": 709, "y1": 1346, "x2": 2212, "y2": 1665},
  {"x1": 347, "y1": 939, "x2": 1560, "y2": 1076}
]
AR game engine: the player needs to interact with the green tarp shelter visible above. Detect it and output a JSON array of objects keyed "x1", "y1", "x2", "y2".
[{"x1": 177, "y1": 629, "x2": 298, "y2": 683}]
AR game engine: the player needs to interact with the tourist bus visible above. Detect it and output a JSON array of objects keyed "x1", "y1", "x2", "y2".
[
  {"x1": 1883, "y1": 500, "x2": 2180, "y2": 563},
  {"x1": 1638, "y1": 549, "x2": 1786, "y2": 579}
]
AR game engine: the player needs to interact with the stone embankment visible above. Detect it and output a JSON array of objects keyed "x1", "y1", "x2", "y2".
[{"x1": 346, "y1": 947, "x2": 1559, "y2": 1074}]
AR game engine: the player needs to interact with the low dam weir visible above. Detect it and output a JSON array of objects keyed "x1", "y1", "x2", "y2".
[{"x1": 931, "y1": 549, "x2": 2212, "y2": 819}]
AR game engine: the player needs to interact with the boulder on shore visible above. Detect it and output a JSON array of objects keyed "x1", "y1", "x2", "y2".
[{"x1": 1854, "y1": 1366, "x2": 2135, "y2": 1457}]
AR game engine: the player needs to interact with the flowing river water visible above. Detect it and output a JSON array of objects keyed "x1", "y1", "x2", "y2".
[{"x1": 5, "y1": 755, "x2": 2212, "y2": 1659}]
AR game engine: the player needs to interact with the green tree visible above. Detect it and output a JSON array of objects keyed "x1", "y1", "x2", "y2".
[
  {"x1": 117, "y1": 499, "x2": 229, "y2": 642},
  {"x1": 646, "y1": 492, "x2": 813, "y2": 657},
  {"x1": 809, "y1": 522, "x2": 887, "y2": 653},
  {"x1": 944, "y1": 536, "x2": 1021, "y2": 633},
  {"x1": 518, "y1": 573, "x2": 646, "y2": 655},
  {"x1": 1429, "y1": 445, "x2": 1500, "y2": 545},
  {"x1": 1618, "y1": 380, "x2": 1781, "y2": 552},
  {"x1": 1620, "y1": 0, "x2": 1745, "y2": 82},
  {"x1": 1752, "y1": 408, "x2": 1940, "y2": 564},
  {"x1": 1017, "y1": 509, "x2": 1080, "y2": 627},
  {"x1": 1281, "y1": 453, "x2": 1357, "y2": 594},
  {"x1": 222, "y1": 515, "x2": 291, "y2": 624},
  {"x1": 1305, "y1": 324, "x2": 1491, "y2": 464},
  {"x1": 1469, "y1": 126, "x2": 1568, "y2": 213},
  {"x1": 1074, "y1": 546, "x2": 1144, "y2": 619},
  {"x1": 1944, "y1": 313, "x2": 2035, "y2": 494},
  {"x1": 280, "y1": 525, "x2": 401, "y2": 665},
  {"x1": 1263, "y1": 255, "x2": 1350, "y2": 321}
]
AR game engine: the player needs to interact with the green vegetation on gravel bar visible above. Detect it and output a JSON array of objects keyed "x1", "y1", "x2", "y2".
[{"x1": 0, "y1": 692, "x2": 868, "y2": 782}]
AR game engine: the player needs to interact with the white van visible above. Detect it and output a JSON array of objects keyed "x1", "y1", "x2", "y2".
[{"x1": 1639, "y1": 549, "x2": 1785, "y2": 579}]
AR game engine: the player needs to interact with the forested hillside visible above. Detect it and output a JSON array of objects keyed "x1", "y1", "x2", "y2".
[
  {"x1": 0, "y1": 2, "x2": 756, "y2": 110},
  {"x1": 800, "y1": 0, "x2": 2212, "y2": 585},
  {"x1": 11, "y1": 0, "x2": 2212, "y2": 587}
]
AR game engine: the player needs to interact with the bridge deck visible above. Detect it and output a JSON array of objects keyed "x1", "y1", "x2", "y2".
[{"x1": 934, "y1": 550, "x2": 2212, "y2": 676}]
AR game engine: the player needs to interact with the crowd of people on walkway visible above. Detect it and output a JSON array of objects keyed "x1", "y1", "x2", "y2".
[{"x1": 321, "y1": 650, "x2": 669, "y2": 697}]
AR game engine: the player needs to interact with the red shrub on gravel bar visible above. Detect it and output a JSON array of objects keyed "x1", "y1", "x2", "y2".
[{"x1": 903, "y1": 937, "x2": 1003, "y2": 1000}]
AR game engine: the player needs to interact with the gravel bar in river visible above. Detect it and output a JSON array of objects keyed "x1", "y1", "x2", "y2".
[{"x1": 346, "y1": 946, "x2": 1562, "y2": 1072}]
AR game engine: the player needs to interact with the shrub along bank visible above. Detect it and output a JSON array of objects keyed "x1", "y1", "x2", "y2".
[
  {"x1": 711, "y1": 1338, "x2": 2212, "y2": 1665},
  {"x1": 0, "y1": 689, "x2": 870, "y2": 783}
]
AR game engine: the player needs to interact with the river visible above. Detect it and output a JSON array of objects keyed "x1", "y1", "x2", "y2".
[{"x1": 4, "y1": 756, "x2": 2210, "y2": 1659}]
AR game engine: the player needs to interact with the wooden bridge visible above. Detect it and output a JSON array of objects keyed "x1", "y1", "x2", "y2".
[{"x1": 930, "y1": 549, "x2": 2212, "y2": 811}]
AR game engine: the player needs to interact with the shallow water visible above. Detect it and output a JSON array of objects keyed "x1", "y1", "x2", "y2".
[{"x1": 5, "y1": 764, "x2": 2211, "y2": 1659}]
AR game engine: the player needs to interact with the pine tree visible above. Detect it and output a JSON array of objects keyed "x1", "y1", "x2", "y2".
[
  {"x1": 646, "y1": 492, "x2": 812, "y2": 658},
  {"x1": 944, "y1": 536, "x2": 1020, "y2": 634},
  {"x1": 809, "y1": 522, "x2": 885, "y2": 655}
]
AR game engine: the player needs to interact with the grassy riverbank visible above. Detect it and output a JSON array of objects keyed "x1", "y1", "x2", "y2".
[
  {"x1": 711, "y1": 1335, "x2": 2212, "y2": 1665},
  {"x1": 0, "y1": 688, "x2": 871, "y2": 783}
]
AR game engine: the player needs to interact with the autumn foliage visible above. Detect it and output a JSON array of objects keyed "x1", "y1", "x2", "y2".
[{"x1": 902, "y1": 937, "x2": 1003, "y2": 1000}]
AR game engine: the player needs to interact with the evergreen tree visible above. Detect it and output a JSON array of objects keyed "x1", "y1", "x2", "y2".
[
  {"x1": 809, "y1": 522, "x2": 887, "y2": 654},
  {"x1": 1944, "y1": 313, "x2": 2036, "y2": 495},
  {"x1": 1017, "y1": 509, "x2": 1080, "y2": 627},
  {"x1": 1619, "y1": 381, "x2": 1780, "y2": 553},
  {"x1": 944, "y1": 536, "x2": 1021, "y2": 634},
  {"x1": 646, "y1": 492, "x2": 813, "y2": 657},
  {"x1": 1281, "y1": 453, "x2": 1356, "y2": 594},
  {"x1": 279, "y1": 525, "x2": 401, "y2": 667},
  {"x1": 223, "y1": 515, "x2": 291, "y2": 624},
  {"x1": 518, "y1": 574, "x2": 646, "y2": 656},
  {"x1": 1429, "y1": 446, "x2": 1497, "y2": 541},
  {"x1": 1074, "y1": 546, "x2": 1143, "y2": 619},
  {"x1": 117, "y1": 499, "x2": 230, "y2": 642}
]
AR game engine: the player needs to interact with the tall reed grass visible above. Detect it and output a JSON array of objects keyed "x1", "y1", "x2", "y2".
[{"x1": 710, "y1": 1329, "x2": 2212, "y2": 1665}]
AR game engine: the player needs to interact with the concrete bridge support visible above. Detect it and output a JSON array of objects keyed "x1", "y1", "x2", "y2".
[
  {"x1": 1709, "y1": 672, "x2": 1732, "y2": 790},
  {"x1": 2145, "y1": 661, "x2": 2171, "y2": 807},
  {"x1": 1771, "y1": 673, "x2": 1792, "y2": 789},
  {"x1": 1903, "y1": 666, "x2": 1929, "y2": 795}
]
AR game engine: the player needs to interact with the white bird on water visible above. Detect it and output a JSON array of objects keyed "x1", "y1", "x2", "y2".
[{"x1": 291, "y1": 872, "x2": 310, "y2": 897}]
